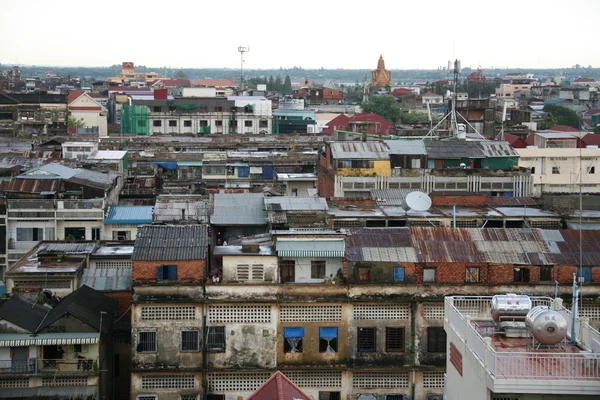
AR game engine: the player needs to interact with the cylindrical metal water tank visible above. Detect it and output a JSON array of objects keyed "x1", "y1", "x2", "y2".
[
  {"x1": 491, "y1": 294, "x2": 532, "y2": 322},
  {"x1": 525, "y1": 306, "x2": 568, "y2": 345}
]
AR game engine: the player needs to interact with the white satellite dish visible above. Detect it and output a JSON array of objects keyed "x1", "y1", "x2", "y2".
[{"x1": 402, "y1": 191, "x2": 432, "y2": 212}]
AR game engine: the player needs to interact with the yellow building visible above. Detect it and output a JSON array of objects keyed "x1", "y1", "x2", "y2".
[{"x1": 107, "y1": 62, "x2": 161, "y2": 87}]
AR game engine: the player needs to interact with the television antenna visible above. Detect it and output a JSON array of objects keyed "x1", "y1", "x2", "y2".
[
  {"x1": 238, "y1": 45, "x2": 250, "y2": 91},
  {"x1": 422, "y1": 59, "x2": 485, "y2": 141}
]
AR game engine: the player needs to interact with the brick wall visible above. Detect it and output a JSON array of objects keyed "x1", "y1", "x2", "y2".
[
  {"x1": 132, "y1": 259, "x2": 206, "y2": 284},
  {"x1": 431, "y1": 194, "x2": 488, "y2": 207},
  {"x1": 104, "y1": 291, "x2": 133, "y2": 317}
]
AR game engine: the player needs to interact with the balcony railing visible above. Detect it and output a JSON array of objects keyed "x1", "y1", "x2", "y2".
[
  {"x1": 446, "y1": 296, "x2": 600, "y2": 381},
  {"x1": 40, "y1": 358, "x2": 96, "y2": 373},
  {"x1": 0, "y1": 358, "x2": 37, "y2": 374}
]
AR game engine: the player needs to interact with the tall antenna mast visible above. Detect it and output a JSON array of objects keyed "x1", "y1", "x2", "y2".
[
  {"x1": 238, "y1": 46, "x2": 250, "y2": 91},
  {"x1": 362, "y1": 73, "x2": 369, "y2": 103}
]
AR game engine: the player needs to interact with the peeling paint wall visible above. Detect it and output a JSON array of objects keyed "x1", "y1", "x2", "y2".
[{"x1": 221, "y1": 254, "x2": 278, "y2": 283}]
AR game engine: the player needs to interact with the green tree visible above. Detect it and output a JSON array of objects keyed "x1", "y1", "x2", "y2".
[
  {"x1": 594, "y1": 126, "x2": 600, "y2": 135},
  {"x1": 361, "y1": 95, "x2": 402, "y2": 124},
  {"x1": 283, "y1": 75, "x2": 292, "y2": 94},
  {"x1": 275, "y1": 75, "x2": 283, "y2": 92},
  {"x1": 67, "y1": 116, "x2": 86, "y2": 128},
  {"x1": 401, "y1": 112, "x2": 430, "y2": 124},
  {"x1": 174, "y1": 69, "x2": 186, "y2": 79},
  {"x1": 543, "y1": 104, "x2": 582, "y2": 129},
  {"x1": 268, "y1": 75, "x2": 275, "y2": 91}
]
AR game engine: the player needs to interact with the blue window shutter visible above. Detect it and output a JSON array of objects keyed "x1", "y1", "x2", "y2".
[
  {"x1": 283, "y1": 327, "x2": 304, "y2": 338},
  {"x1": 262, "y1": 167, "x2": 273, "y2": 179},
  {"x1": 581, "y1": 266, "x2": 592, "y2": 283},
  {"x1": 168, "y1": 265, "x2": 178, "y2": 280},
  {"x1": 319, "y1": 327, "x2": 338, "y2": 339},
  {"x1": 238, "y1": 167, "x2": 249, "y2": 178},
  {"x1": 157, "y1": 266, "x2": 164, "y2": 281},
  {"x1": 394, "y1": 267, "x2": 405, "y2": 282}
]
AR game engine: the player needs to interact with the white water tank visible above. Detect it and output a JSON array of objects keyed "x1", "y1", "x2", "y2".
[{"x1": 525, "y1": 306, "x2": 568, "y2": 345}]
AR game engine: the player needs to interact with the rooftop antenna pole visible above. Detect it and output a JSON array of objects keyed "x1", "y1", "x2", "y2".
[
  {"x1": 238, "y1": 46, "x2": 250, "y2": 92},
  {"x1": 451, "y1": 59, "x2": 461, "y2": 138}
]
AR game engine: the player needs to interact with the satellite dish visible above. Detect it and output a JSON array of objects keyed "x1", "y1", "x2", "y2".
[{"x1": 402, "y1": 191, "x2": 432, "y2": 212}]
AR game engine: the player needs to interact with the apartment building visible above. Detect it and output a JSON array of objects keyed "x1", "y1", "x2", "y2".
[{"x1": 0, "y1": 91, "x2": 68, "y2": 137}]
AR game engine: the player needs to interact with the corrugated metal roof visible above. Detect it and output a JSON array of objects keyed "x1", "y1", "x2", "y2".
[
  {"x1": 566, "y1": 222, "x2": 600, "y2": 230},
  {"x1": 132, "y1": 225, "x2": 208, "y2": 261},
  {"x1": 330, "y1": 141, "x2": 390, "y2": 160},
  {"x1": 276, "y1": 238, "x2": 345, "y2": 258},
  {"x1": 476, "y1": 141, "x2": 519, "y2": 158},
  {"x1": 410, "y1": 227, "x2": 484, "y2": 263},
  {"x1": 81, "y1": 266, "x2": 132, "y2": 291},
  {"x1": 370, "y1": 189, "x2": 413, "y2": 206},
  {"x1": 488, "y1": 197, "x2": 537, "y2": 206},
  {"x1": 535, "y1": 131, "x2": 576, "y2": 139},
  {"x1": 91, "y1": 150, "x2": 127, "y2": 159},
  {"x1": 346, "y1": 228, "x2": 416, "y2": 262},
  {"x1": 212, "y1": 193, "x2": 267, "y2": 225},
  {"x1": 0, "y1": 178, "x2": 59, "y2": 193},
  {"x1": 264, "y1": 196, "x2": 328, "y2": 211},
  {"x1": 153, "y1": 195, "x2": 210, "y2": 223},
  {"x1": 38, "y1": 242, "x2": 96, "y2": 254},
  {"x1": 384, "y1": 140, "x2": 427, "y2": 155},
  {"x1": 38, "y1": 163, "x2": 77, "y2": 179},
  {"x1": 104, "y1": 206, "x2": 154, "y2": 224},
  {"x1": 424, "y1": 140, "x2": 485, "y2": 159}
]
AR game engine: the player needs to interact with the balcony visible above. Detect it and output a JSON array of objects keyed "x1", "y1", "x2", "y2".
[
  {"x1": 40, "y1": 358, "x2": 96, "y2": 373},
  {"x1": 445, "y1": 296, "x2": 600, "y2": 395},
  {"x1": 0, "y1": 358, "x2": 37, "y2": 374}
]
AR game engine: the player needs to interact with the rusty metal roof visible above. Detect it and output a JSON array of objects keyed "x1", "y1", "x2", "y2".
[
  {"x1": 346, "y1": 228, "x2": 417, "y2": 262},
  {"x1": 410, "y1": 227, "x2": 484, "y2": 263},
  {"x1": 488, "y1": 197, "x2": 537, "y2": 207},
  {"x1": 549, "y1": 229, "x2": 600, "y2": 265},
  {"x1": 0, "y1": 178, "x2": 60, "y2": 193},
  {"x1": 330, "y1": 141, "x2": 389, "y2": 160}
]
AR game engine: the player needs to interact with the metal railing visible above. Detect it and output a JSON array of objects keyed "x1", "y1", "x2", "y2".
[
  {"x1": 446, "y1": 296, "x2": 600, "y2": 381},
  {"x1": 0, "y1": 358, "x2": 37, "y2": 373},
  {"x1": 40, "y1": 357, "x2": 95, "y2": 372}
]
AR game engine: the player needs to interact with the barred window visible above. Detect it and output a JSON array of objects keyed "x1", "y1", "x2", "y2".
[
  {"x1": 180, "y1": 330, "x2": 200, "y2": 352},
  {"x1": 137, "y1": 331, "x2": 157, "y2": 353},
  {"x1": 206, "y1": 326, "x2": 226, "y2": 352},
  {"x1": 427, "y1": 327, "x2": 446, "y2": 353},
  {"x1": 357, "y1": 327, "x2": 376, "y2": 352},
  {"x1": 385, "y1": 327, "x2": 405, "y2": 352}
]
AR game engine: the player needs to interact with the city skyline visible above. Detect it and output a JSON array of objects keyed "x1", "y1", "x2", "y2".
[{"x1": 2, "y1": 0, "x2": 599, "y2": 70}]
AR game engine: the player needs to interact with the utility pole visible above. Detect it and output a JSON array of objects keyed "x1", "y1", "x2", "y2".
[{"x1": 237, "y1": 46, "x2": 250, "y2": 91}]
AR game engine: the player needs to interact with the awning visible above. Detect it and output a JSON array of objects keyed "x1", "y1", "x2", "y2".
[
  {"x1": 0, "y1": 332, "x2": 100, "y2": 347},
  {"x1": 283, "y1": 327, "x2": 304, "y2": 338},
  {"x1": 319, "y1": 327, "x2": 338, "y2": 339},
  {"x1": 153, "y1": 161, "x2": 177, "y2": 171},
  {"x1": 276, "y1": 238, "x2": 345, "y2": 258},
  {"x1": 177, "y1": 161, "x2": 203, "y2": 167}
]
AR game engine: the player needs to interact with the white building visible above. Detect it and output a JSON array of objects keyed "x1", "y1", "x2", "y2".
[
  {"x1": 68, "y1": 91, "x2": 108, "y2": 136},
  {"x1": 62, "y1": 141, "x2": 98, "y2": 160},
  {"x1": 444, "y1": 295, "x2": 600, "y2": 400}
]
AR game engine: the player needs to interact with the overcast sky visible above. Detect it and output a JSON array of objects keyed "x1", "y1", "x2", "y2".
[{"x1": 2, "y1": 0, "x2": 599, "y2": 70}]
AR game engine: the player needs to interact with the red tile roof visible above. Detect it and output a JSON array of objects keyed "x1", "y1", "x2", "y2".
[
  {"x1": 525, "y1": 133, "x2": 535, "y2": 145},
  {"x1": 582, "y1": 133, "x2": 600, "y2": 146},
  {"x1": 422, "y1": 91, "x2": 441, "y2": 97},
  {"x1": 107, "y1": 86, "x2": 152, "y2": 92},
  {"x1": 349, "y1": 113, "x2": 394, "y2": 134},
  {"x1": 574, "y1": 78, "x2": 596, "y2": 83},
  {"x1": 247, "y1": 371, "x2": 311, "y2": 400},
  {"x1": 390, "y1": 88, "x2": 413, "y2": 96},
  {"x1": 584, "y1": 109, "x2": 600, "y2": 115},
  {"x1": 192, "y1": 79, "x2": 237, "y2": 87},
  {"x1": 550, "y1": 125, "x2": 580, "y2": 132},
  {"x1": 322, "y1": 114, "x2": 351, "y2": 134},
  {"x1": 502, "y1": 133, "x2": 528, "y2": 148},
  {"x1": 67, "y1": 90, "x2": 84, "y2": 104},
  {"x1": 151, "y1": 79, "x2": 191, "y2": 87}
]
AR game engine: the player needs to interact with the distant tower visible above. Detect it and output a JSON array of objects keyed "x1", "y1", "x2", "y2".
[
  {"x1": 370, "y1": 55, "x2": 391, "y2": 88},
  {"x1": 238, "y1": 46, "x2": 250, "y2": 90},
  {"x1": 362, "y1": 73, "x2": 369, "y2": 103}
]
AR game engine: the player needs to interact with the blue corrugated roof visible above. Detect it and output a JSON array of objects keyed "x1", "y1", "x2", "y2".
[{"x1": 104, "y1": 206, "x2": 153, "y2": 224}]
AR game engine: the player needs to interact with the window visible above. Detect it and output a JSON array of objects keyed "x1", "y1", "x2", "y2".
[
  {"x1": 169, "y1": 106, "x2": 176, "y2": 112},
  {"x1": 386, "y1": 396, "x2": 404, "y2": 400},
  {"x1": 319, "y1": 392, "x2": 341, "y2": 400},
  {"x1": 531, "y1": 166, "x2": 535, "y2": 174},
  {"x1": 207, "y1": 395, "x2": 225, "y2": 400},
  {"x1": 359, "y1": 268, "x2": 370, "y2": 282},
  {"x1": 169, "y1": 120, "x2": 177, "y2": 127},
  {"x1": 180, "y1": 330, "x2": 200, "y2": 352},
  {"x1": 157, "y1": 265, "x2": 177, "y2": 281},
  {"x1": 184, "y1": 120, "x2": 192, "y2": 127},
  {"x1": 16, "y1": 227, "x2": 43, "y2": 241},
  {"x1": 215, "y1": 106, "x2": 223, "y2": 112},
  {"x1": 280, "y1": 260, "x2": 295, "y2": 283},
  {"x1": 311, "y1": 261, "x2": 326, "y2": 279},
  {"x1": 153, "y1": 120, "x2": 162, "y2": 127},
  {"x1": 385, "y1": 327, "x2": 405, "y2": 352},
  {"x1": 244, "y1": 120, "x2": 253, "y2": 127},
  {"x1": 284, "y1": 327, "x2": 304, "y2": 353},
  {"x1": 465, "y1": 267, "x2": 480, "y2": 283},
  {"x1": 137, "y1": 396, "x2": 157, "y2": 400},
  {"x1": 259, "y1": 120, "x2": 268, "y2": 128},
  {"x1": 357, "y1": 327, "x2": 376, "y2": 352},
  {"x1": 423, "y1": 268, "x2": 436, "y2": 283},
  {"x1": 513, "y1": 267, "x2": 530, "y2": 283},
  {"x1": 393, "y1": 266, "x2": 405, "y2": 282},
  {"x1": 319, "y1": 327, "x2": 338, "y2": 353},
  {"x1": 73, "y1": 344, "x2": 82, "y2": 353},
  {"x1": 236, "y1": 264, "x2": 264, "y2": 282},
  {"x1": 153, "y1": 106, "x2": 162, "y2": 112},
  {"x1": 206, "y1": 326, "x2": 226, "y2": 352},
  {"x1": 540, "y1": 266, "x2": 552, "y2": 282},
  {"x1": 199, "y1": 120, "x2": 208, "y2": 126},
  {"x1": 137, "y1": 331, "x2": 157, "y2": 353},
  {"x1": 588, "y1": 166, "x2": 595, "y2": 174},
  {"x1": 552, "y1": 166, "x2": 560, "y2": 174},
  {"x1": 427, "y1": 327, "x2": 446, "y2": 353},
  {"x1": 579, "y1": 266, "x2": 592, "y2": 283},
  {"x1": 92, "y1": 227, "x2": 101, "y2": 241},
  {"x1": 215, "y1": 120, "x2": 223, "y2": 126}
]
